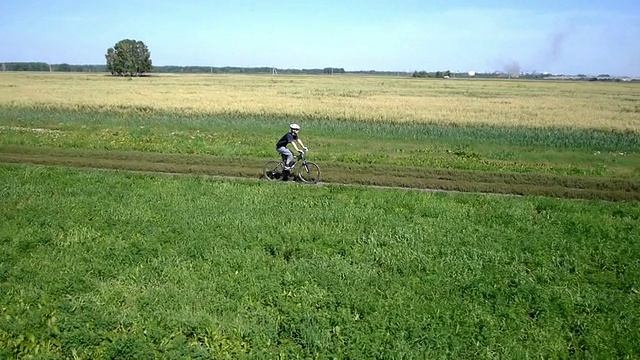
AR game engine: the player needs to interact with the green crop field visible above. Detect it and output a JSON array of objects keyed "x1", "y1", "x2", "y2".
[
  {"x1": 1, "y1": 165, "x2": 639, "y2": 358},
  {"x1": 1, "y1": 72, "x2": 639, "y2": 358}
]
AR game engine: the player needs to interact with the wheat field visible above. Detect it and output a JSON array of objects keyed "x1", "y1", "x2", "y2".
[{"x1": 1, "y1": 72, "x2": 639, "y2": 132}]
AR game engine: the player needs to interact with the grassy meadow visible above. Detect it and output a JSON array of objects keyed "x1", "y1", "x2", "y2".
[
  {"x1": 1, "y1": 165, "x2": 639, "y2": 358},
  {"x1": 1, "y1": 72, "x2": 640, "y2": 357}
]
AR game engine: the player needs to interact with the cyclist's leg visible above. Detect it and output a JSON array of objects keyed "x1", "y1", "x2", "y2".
[{"x1": 277, "y1": 147, "x2": 294, "y2": 168}]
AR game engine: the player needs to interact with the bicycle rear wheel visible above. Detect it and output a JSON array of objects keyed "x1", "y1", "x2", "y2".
[
  {"x1": 297, "y1": 161, "x2": 321, "y2": 184},
  {"x1": 263, "y1": 160, "x2": 284, "y2": 180}
]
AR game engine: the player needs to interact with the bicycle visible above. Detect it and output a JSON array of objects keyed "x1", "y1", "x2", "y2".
[{"x1": 263, "y1": 151, "x2": 321, "y2": 184}]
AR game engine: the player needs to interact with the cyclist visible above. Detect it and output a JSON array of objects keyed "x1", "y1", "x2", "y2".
[{"x1": 276, "y1": 123, "x2": 307, "y2": 170}]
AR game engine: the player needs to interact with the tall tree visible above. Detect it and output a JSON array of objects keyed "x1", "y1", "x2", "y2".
[{"x1": 105, "y1": 39, "x2": 152, "y2": 76}]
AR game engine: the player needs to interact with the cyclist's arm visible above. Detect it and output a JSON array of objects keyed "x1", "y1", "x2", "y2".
[
  {"x1": 296, "y1": 139, "x2": 306, "y2": 149},
  {"x1": 291, "y1": 142, "x2": 302, "y2": 152}
]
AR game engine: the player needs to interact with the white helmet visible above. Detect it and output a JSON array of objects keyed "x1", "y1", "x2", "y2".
[{"x1": 290, "y1": 123, "x2": 301, "y2": 130}]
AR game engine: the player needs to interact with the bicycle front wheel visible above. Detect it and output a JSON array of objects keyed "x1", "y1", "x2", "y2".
[
  {"x1": 297, "y1": 161, "x2": 321, "y2": 184},
  {"x1": 263, "y1": 160, "x2": 284, "y2": 180}
]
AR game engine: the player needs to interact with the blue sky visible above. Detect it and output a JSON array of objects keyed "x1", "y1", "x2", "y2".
[{"x1": 1, "y1": 0, "x2": 639, "y2": 76}]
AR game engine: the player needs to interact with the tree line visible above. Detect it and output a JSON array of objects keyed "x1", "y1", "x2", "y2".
[
  {"x1": 3, "y1": 39, "x2": 631, "y2": 80},
  {"x1": 0, "y1": 62, "x2": 107, "y2": 72},
  {"x1": 0, "y1": 62, "x2": 362, "y2": 75},
  {"x1": 3, "y1": 62, "x2": 632, "y2": 81}
]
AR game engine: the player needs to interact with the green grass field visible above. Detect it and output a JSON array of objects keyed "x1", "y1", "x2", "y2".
[
  {"x1": 1, "y1": 73, "x2": 640, "y2": 358},
  {"x1": 1, "y1": 165, "x2": 639, "y2": 358},
  {"x1": 1, "y1": 104, "x2": 639, "y2": 201}
]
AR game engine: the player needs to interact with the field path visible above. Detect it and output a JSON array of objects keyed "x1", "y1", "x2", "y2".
[{"x1": 1, "y1": 146, "x2": 638, "y2": 202}]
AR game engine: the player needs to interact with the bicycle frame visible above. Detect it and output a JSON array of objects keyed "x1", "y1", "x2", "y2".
[{"x1": 281, "y1": 152, "x2": 307, "y2": 171}]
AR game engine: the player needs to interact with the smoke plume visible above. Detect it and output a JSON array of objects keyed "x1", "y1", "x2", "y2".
[{"x1": 503, "y1": 61, "x2": 521, "y2": 76}]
